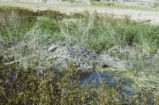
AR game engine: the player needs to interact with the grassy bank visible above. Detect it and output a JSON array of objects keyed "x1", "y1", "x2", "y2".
[
  {"x1": 1, "y1": 7, "x2": 159, "y2": 51},
  {"x1": 0, "y1": 7, "x2": 159, "y2": 105}
]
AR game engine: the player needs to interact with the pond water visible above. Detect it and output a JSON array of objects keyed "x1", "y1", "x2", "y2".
[{"x1": 80, "y1": 72, "x2": 134, "y2": 95}]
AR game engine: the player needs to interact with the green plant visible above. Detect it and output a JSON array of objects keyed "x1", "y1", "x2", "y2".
[
  {"x1": 0, "y1": 56, "x2": 159, "y2": 105},
  {"x1": 1, "y1": 6, "x2": 159, "y2": 105}
]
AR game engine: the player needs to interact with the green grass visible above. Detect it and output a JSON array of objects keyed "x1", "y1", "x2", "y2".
[
  {"x1": 1, "y1": 7, "x2": 159, "y2": 51},
  {"x1": 1, "y1": 7, "x2": 159, "y2": 105},
  {"x1": 32, "y1": 14, "x2": 159, "y2": 52}
]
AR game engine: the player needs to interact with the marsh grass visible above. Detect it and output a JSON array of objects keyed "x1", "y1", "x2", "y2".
[
  {"x1": 0, "y1": 7, "x2": 159, "y2": 105},
  {"x1": 0, "y1": 56, "x2": 159, "y2": 105},
  {"x1": 1, "y1": 7, "x2": 159, "y2": 51}
]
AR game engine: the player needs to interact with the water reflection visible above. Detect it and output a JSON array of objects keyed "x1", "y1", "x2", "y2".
[{"x1": 80, "y1": 72, "x2": 134, "y2": 95}]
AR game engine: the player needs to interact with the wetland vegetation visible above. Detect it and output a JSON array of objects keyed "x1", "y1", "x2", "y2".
[{"x1": 0, "y1": 7, "x2": 159, "y2": 105}]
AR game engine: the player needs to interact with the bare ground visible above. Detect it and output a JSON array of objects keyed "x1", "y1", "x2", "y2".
[{"x1": 0, "y1": 1, "x2": 159, "y2": 25}]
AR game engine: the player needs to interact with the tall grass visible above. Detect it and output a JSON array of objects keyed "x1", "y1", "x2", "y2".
[
  {"x1": 1, "y1": 7, "x2": 158, "y2": 52},
  {"x1": 0, "y1": 7, "x2": 159, "y2": 105},
  {"x1": 30, "y1": 14, "x2": 159, "y2": 53}
]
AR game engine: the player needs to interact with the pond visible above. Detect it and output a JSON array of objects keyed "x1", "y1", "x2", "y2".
[{"x1": 80, "y1": 71, "x2": 134, "y2": 95}]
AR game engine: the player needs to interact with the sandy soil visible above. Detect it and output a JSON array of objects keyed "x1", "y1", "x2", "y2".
[{"x1": 0, "y1": 1, "x2": 159, "y2": 25}]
